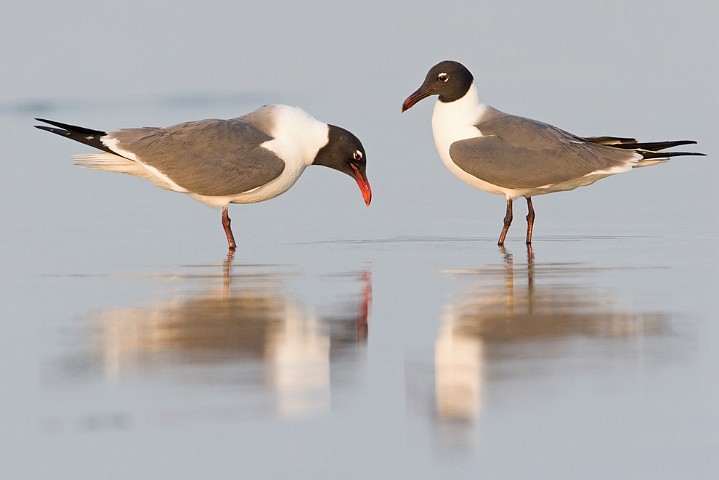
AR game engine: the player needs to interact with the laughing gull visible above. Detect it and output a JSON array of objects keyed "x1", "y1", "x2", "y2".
[
  {"x1": 35, "y1": 105, "x2": 372, "y2": 251},
  {"x1": 402, "y1": 60, "x2": 704, "y2": 246}
]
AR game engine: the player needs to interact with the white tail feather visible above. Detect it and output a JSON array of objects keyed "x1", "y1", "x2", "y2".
[
  {"x1": 73, "y1": 153, "x2": 178, "y2": 191},
  {"x1": 636, "y1": 158, "x2": 668, "y2": 168},
  {"x1": 73, "y1": 153, "x2": 138, "y2": 172}
]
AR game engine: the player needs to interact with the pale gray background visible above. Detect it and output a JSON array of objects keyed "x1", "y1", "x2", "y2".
[{"x1": 1, "y1": 1, "x2": 717, "y2": 479}]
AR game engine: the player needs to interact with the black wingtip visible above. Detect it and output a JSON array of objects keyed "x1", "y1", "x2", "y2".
[
  {"x1": 35, "y1": 117, "x2": 63, "y2": 128},
  {"x1": 597, "y1": 139, "x2": 701, "y2": 152},
  {"x1": 641, "y1": 150, "x2": 707, "y2": 160},
  {"x1": 33, "y1": 117, "x2": 107, "y2": 135},
  {"x1": 34, "y1": 124, "x2": 56, "y2": 132},
  {"x1": 34, "y1": 119, "x2": 58, "y2": 131},
  {"x1": 34, "y1": 124, "x2": 71, "y2": 137},
  {"x1": 34, "y1": 118, "x2": 111, "y2": 152}
]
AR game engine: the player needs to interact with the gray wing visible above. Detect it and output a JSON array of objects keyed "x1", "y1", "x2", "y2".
[
  {"x1": 478, "y1": 105, "x2": 588, "y2": 147},
  {"x1": 449, "y1": 107, "x2": 639, "y2": 189},
  {"x1": 109, "y1": 112, "x2": 284, "y2": 196}
]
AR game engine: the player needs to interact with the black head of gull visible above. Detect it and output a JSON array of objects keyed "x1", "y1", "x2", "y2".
[
  {"x1": 402, "y1": 60, "x2": 474, "y2": 111},
  {"x1": 35, "y1": 104, "x2": 371, "y2": 252},
  {"x1": 313, "y1": 124, "x2": 371, "y2": 206},
  {"x1": 402, "y1": 60, "x2": 705, "y2": 247}
]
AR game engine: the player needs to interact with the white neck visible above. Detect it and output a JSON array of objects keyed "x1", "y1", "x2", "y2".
[
  {"x1": 431, "y1": 82, "x2": 487, "y2": 161},
  {"x1": 261, "y1": 105, "x2": 330, "y2": 167}
]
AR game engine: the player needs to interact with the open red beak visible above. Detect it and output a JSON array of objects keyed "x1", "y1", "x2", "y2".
[
  {"x1": 350, "y1": 164, "x2": 372, "y2": 206},
  {"x1": 402, "y1": 88, "x2": 431, "y2": 112}
]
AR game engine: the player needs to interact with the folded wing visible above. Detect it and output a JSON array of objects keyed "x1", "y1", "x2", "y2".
[{"x1": 109, "y1": 117, "x2": 285, "y2": 196}]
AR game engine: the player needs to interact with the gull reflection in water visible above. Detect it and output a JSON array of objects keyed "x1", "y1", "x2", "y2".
[
  {"x1": 62, "y1": 260, "x2": 370, "y2": 420},
  {"x1": 433, "y1": 246, "x2": 670, "y2": 425}
]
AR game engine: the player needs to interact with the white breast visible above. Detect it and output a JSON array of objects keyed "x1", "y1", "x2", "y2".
[
  {"x1": 431, "y1": 84, "x2": 513, "y2": 196},
  {"x1": 431, "y1": 83, "x2": 486, "y2": 157}
]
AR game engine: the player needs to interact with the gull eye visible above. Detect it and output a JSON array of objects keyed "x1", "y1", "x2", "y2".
[
  {"x1": 437, "y1": 73, "x2": 449, "y2": 82},
  {"x1": 353, "y1": 150, "x2": 363, "y2": 161}
]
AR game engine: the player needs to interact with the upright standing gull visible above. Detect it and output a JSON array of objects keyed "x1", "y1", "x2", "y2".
[
  {"x1": 36, "y1": 105, "x2": 372, "y2": 251},
  {"x1": 402, "y1": 60, "x2": 704, "y2": 246}
]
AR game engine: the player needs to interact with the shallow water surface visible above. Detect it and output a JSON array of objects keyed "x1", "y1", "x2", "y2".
[
  {"x1": 4, "y1": 234, "x2": 715, "y2": 479},
  {"x1": 2, "y1": 1, "x2": 718, "y2": 478}
]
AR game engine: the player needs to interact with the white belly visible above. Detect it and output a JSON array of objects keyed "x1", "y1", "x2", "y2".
[
  {"x1": 191, "y1": 163, "x2": 307, "y2": 207},
  {"x1": 431, "y1": 86, "x2": 522, "y2": 199}
]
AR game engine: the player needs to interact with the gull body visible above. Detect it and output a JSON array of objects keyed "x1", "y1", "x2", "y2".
[
  {"x1": 402, "y1": 60, "x2": 703, "y2": 245},
  {"x1": 36, "y1": 104, "x2": 372, "y2": 251}
]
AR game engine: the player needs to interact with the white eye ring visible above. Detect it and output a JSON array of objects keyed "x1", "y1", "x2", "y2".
[
  {"x1": 437, "y1": 73, "x2": 449, "y2": 82},
  {"x1": 353, "y1": 150, "x2": 363, "y2": 161}
]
